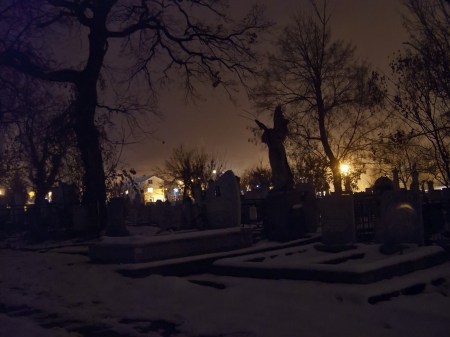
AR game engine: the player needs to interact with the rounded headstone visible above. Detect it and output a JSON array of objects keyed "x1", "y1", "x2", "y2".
[{"x1": 373, "y1": 177, "x2": 394, "y2": 194}]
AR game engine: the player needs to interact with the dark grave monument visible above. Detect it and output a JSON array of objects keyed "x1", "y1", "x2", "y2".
[
  {"x1": 159, "y1": 201, "x2": 183, "y2": 231},
  {"x1": 375, "y1": 190, "x2": 424, "y2": 245},
  {"x1": 205, "y1": 170, "x2": 241, "y2": 229},
  {"x1": 255, "y1": 106, "x2": 306, "y2": 241},
  {"x1": 106, "y1": 197, "x2": 129, "y2": 236},
  {"x1": 73, "y1": 204, "x2": 89, "y2": 232},
  {"x1": 320, "y1": 193, "x2": 356, "y2": 245},
  {"x1": 297, "y1": 183, "x2": 318, "y2": 233}
]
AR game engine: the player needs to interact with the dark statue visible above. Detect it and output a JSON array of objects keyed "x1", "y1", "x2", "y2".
[{"x1": 255, "y1": 106, "x2": 294, "y2": 191}]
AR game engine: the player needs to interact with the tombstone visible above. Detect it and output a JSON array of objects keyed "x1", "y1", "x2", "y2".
[
  {"x1": 182, "y1": 197, "x2": 194, "y2": 229},
  {"x1": 248, "y1": 205, "x2": 258, "y2": 221},
  {"x1": 51, "y1": 183, "x2": 78, "y2": 204},
  {"x1": 427, "y1": 181, "x2": 442, "y2": 202},
  {"x1": 151, "y1": 200, "x2": 164, "y2": 225},
  {"x1": 159, "y1": 202, "x2": 183, "y2": 231},
  {"x1": 375, "y1": 191, "x2": 424, "y2": 245},
  {"x1": 373, "y1": 177, "x2": 394, "y2": 194},
  {"x1": 297, "y1": 183, "x2": 318, "y2": 233},
  {"x1": 106, "y1": 197, "x2": 128, "y2": 236},
  {"x1": 320, "y1": 194, "x2": 356, "y2": 245},
  {"x1": 392, "y1": 168, "x2": 400, "y2": 191},
  {"x1": 73, "y1": 204, "x2": 89, "y2": 232},
  {"x1": 205, "y1": 170, "x2": 241, "y2": 229},
  {"x1": 344, "y1": 176, "x2": 351, "y2": 193},
  {"x1": 410, "y1": 169, "x2": 420, "y2": 192}
]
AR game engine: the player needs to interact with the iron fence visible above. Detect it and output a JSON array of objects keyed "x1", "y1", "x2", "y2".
[{"x1": 0, "y1": 203, "x2": 83, "y2": 240}]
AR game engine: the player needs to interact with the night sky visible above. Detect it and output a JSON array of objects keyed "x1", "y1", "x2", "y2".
[{"x1": 124, "y1": 0, "x2": 408, "y2": 177}]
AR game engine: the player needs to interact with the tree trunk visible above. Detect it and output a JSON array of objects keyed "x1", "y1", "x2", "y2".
[
  {"x1": 330, "y1": 160, "x2": 342, "y2": 194},
  {"x1": 316, "y1": 89, "x2": 343, "y2": 194},
  {"x1": 72, "y1": 20, "x2": 110, "y2": 233},
  {"x1": 73, "y1": 94, "x2": 107, "y2": 232}
]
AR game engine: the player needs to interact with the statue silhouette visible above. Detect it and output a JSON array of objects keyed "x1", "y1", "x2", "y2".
[{"x1": 255, "y1": 106, "x2": 294, "y2": 191}]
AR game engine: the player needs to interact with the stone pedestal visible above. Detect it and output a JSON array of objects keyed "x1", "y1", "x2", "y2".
[
  {"x1": 297, "y1": 183, "x2": 319, "y2": 233},
  {"x1": 263, "y1": 190, "x2": 306, "y2": 242}
]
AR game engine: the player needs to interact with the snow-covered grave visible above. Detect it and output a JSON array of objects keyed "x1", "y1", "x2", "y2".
[
  {"x1": 211, "y1": 242, "x2": 449, "y2": 284},
  {"x1": 2, "y1": 234, "x2": 450, "y2": 337},
  {"x1": 89, "y1": 227, "x2": 253, "y2": 263}
]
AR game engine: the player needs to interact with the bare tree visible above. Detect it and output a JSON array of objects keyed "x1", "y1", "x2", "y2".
[
  {"x1": 240, "y1": 161, "x2": 272, "y2": 191},
  {"x1": 387, "y1": 0, "x2": 450, "y2": 186},
  {"x1": 251, "y1": 0, "x2": 384, "y2": 193},
  {"x1": 0, "y1": 0, "x2": 272, "y2": 231},
  {"x1": 156, "y1": 145, "x2": 227, "y2": 199}
]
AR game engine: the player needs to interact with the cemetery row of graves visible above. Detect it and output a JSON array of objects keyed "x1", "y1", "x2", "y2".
[{"x1": 0, "y1": 169, "x2": 449, "y2": 249}]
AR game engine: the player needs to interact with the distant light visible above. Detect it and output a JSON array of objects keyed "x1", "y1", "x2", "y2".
[
  {"x1": 213, "y1": 170, "x2": 217, "y2": 174},
  {"x1": 174, "y1": 188, "x2": 179, "y2": 193},
  {"x1": 340, "y1": 164, "x2": 350, "y2": 175},
  {"x1": 125, "y1": 190, "x2": 129, "y2": 195},
  {"x1": 29, "y1": 191, "x2": 35, "y2": 198},
  {"x1": 256, "y1": 184, "x2": 260, "y2": 188}
]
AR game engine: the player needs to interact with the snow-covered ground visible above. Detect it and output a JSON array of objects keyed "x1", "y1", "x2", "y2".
[{"x1": 1, "y1": 236, "x2": 450, "y2": 337}]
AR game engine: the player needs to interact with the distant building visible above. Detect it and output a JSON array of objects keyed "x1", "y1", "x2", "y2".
[{"x1": 123, "y1": 175, "x2": 165, "y2": 203}]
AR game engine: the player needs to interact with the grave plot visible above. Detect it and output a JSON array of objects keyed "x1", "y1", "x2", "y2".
[
  {"x1": 211, "y1": 242, "x2": 448, "y2": 284},
  {"x1": 89, "y1": 227, "x2": 253, "y2": 263}
]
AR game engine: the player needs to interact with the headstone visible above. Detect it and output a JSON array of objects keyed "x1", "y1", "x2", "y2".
[
  {"x1": 51, "y1": 183, "x2": 78, "y2": 204},
  {"x1": 373, "y1": 177, "x2": 394, "y2": 194},
  {"x1": 297, "y1": 183, "x2": 318, "y2": 233},
  {"x1": 392, "y1": 168, "x2": 400, "y2": 191},
  {"x1": 410, "y1": 169, "x2": 420, "y2": 192},
  {"x1": 375, "y1": 191, "x2": 424, "y2": 245},
  {"x1": 159, "y1": 202, "x2": 183, "y2": 231},
  {"x1": 320, "y1": 194, "x2": 356, "y2": 245},
  {"x1": 106, "y1": 197, "x2": 128, "y2": 236},
  {"x1": 248, "y1": 205, "x2": 258, "y2": 221},
  {"x1": 150, "y1": 200, "x2": 164, "y2": 225},
  {"x1": 73, "y1": 204, "x2": 89, "y2": 232},
  {"x1": 182, "y1": 198, "x2": 194, "y2": 229},
  {"x1": 427, "y1": 181, "x2": 442, "y2": 202},
  {"x1": 264, "y1": 190, "x2": 306, "y2": 242},
  {"x1": 205, "y1": 170, "x2": 241, "y2": 229}
]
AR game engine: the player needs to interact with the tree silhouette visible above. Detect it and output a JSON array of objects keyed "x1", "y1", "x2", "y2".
[
  {"x1": 0, "y1": 0, "x2": 271, "y2": 231},
  {"x1": 387, "y1": 0, "x2": 450, "y2": 186},
  {"x1": 156, "y1": 145, "x2": 227, "y2": 199},
  {"x1": 251, "y1": 0, "x2": 384, "y2": 193}
]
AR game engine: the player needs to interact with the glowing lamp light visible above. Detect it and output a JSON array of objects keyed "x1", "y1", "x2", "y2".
[
  {"x1": 174, "y1": 188, "x2": 179, "y2": 193},
  {"x1": 213, "y1": 170, "x2": 217, "y2": 174},
  {"x1": 125, "y1": 190, "x2": 129, "y2": 195},
  {"x1": 147, "y1": 187, "x2": 153, "y2": 193},
  {"x1": 340, "y1": 164, "x2": 350, "y2": 175}
]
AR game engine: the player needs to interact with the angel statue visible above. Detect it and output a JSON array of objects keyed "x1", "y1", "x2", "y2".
[{"x1": 255, "y1": 106, "x2": 294, "y2": 191}]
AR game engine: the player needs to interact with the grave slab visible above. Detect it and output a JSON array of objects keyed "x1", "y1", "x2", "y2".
[
  {"x1": 89, "y1": 227, "x2": 252, "y2": 263},
  {"x1": 210, "y1": 242, "x2": 448, "y2": 284}
]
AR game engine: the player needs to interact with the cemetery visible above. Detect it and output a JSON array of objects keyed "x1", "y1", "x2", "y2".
[{"x1": 2, "y1": 105, "x2": 450, "y2": 335}]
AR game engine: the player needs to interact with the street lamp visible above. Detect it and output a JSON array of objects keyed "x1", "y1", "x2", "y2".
[
  {"x1": 173, "y1": 188, "x2": 179, "y2": 201},
  {"x1": 340, "y1": 164, "x2": 351, "y2": 192},
  {"x1": 340, "y1": 164, "x2": 349, "y2": 175}
]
